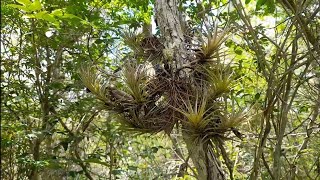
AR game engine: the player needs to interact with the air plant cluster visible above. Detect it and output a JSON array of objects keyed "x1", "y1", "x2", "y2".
[{"x1": 80, "y1": 27, "x2": 248, "y2": 141}]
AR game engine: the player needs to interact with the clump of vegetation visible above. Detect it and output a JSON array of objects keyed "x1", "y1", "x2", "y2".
[
  {"x1": 80, "y1": 27, "x2": 249, "y2": 178},
  {"x1": 2, "y1": 0, "x2": 319, "y2": 179}
]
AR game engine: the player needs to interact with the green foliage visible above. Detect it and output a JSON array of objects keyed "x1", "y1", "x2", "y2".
[
  {"x1": 1, "y1": 0, "x2": 319, "y2": 179},
  {"x1": 255, "y1": 0, "x2": 276, "y2": 13}
]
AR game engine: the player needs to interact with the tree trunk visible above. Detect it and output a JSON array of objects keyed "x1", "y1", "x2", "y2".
[
  {"x1": 182, "y1": 131, "x2": 225, "y2": 180},
  {"x1": 155, "y1": 0, "x2": 226, "y2": 178},
  {"x1": 154, "y1": 0, "x2": 186, "y2": 69}
]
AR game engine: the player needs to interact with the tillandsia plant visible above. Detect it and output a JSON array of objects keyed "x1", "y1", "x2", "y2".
[{"x1": 80, "y1": 25, "x2": 249, "y2": 179}]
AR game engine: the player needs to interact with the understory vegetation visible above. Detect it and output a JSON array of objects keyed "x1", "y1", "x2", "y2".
[{"x1": 1, "y1": 0, "x2": 319, "y2": 179}]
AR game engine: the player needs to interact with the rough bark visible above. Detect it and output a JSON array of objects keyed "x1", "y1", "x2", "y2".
[
  {"x1": 155, "y1": 0, "x2": 226, "y2": 179},
  {"x1": 154, "y1": 0, "x2": 186, "y2": 71},
  {"x1": 183, "y1": 131, "x2": 226, "y2": 180}
]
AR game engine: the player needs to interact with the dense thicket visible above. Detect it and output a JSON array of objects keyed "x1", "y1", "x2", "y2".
[{"x1": 1, "y1": 0, "x2": 319, "y2": 179}]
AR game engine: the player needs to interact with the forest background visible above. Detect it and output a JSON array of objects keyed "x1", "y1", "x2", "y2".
[{"x1": 1, "y1": 0, "x2": 319, "y2": 179}]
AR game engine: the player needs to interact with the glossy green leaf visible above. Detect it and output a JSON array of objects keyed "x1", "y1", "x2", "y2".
[
  {"x1": 16, "y1": 0, "x2": 31, "y2": 5},
  {"x1": 51, "y1": 9, "x2": 63, "y2": 16},
  {"x1": 22, "y1": 14, "x2": 36, "y2": 18},
  {"x1": 265, "y1": 0, "x2": 276, "y2": 13},
  {"x1": 28, "y1": 0, "x2": 42, "y2": 11},
  {"x1": 7, "y1": 4, "x2": 30, "y2": 12},
  {"x1": 41, "y1": 14, "x2": 57, "y2": 23},
  {"x1": 235, "y1": 48, "x2": 243, "y2": 55},
  {"x1": 256, "y1": 0, "x2": 267, "y2": 10}
]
